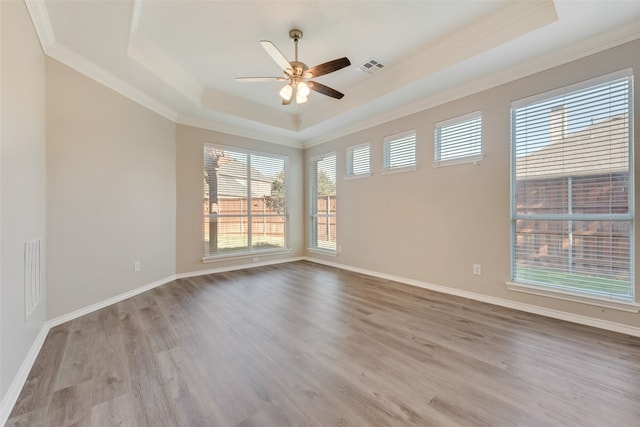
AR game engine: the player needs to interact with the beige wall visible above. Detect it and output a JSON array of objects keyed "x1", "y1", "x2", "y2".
[
  {"x1": 1, "y1": 1, "x2": 638, "y2": 410},
  {"x1": 46, "y1": 59, "x2": 176, "y2": 319},
  {"x1": 176, "y1": 124, "x2": 304, "y2": 274},
  {"x1": 305, "y1": 38, "x2": 640, "y2": 329},
  {"x1": 0, "y1": 0, "x2": 47, "y2": 398}
]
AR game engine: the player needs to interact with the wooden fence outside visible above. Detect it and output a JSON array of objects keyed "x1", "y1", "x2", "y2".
[{"x1": 515, "y1": 172, "x2": 630, "y2": 279}]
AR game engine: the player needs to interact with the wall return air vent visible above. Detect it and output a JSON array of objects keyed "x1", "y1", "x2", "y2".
[
  {"x1": 357, "y1": 58, "x2": 385, "y2": 74},
  {"x1": 25, "y1": 238, "x2": 42, "y2": 319}
]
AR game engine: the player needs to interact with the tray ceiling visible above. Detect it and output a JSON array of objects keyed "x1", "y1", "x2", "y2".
[{"x1": 26, "y1": 1, "x2": 640, "y2": 147}]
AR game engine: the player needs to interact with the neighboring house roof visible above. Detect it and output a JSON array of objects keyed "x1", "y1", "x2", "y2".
[
  {"x1": 516, "y1": 114, "x2": 629, "y2": 179},
  {"x1": 217, "y1": 158, "x2": 271, "y2": 182},
  {"x1": 217, "y1": 176, "x2": 249, "y2": 198},
  {"x1": 213, "y1": 158, "x2": 274, "y2": 198}
]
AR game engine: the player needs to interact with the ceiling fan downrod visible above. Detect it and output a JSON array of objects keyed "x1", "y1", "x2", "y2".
[{"x1": 289, "y1": 29, "x2": 303, "y2": 62}]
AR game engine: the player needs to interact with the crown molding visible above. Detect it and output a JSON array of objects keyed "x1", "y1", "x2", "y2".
[
  {"x1": 25, "y1": 0, "x2": 179, "y2": 122},
  {"x1": 23, "y1": 0, "x2": 640, "y2": 151},
  {"x1": 47, "y1": 42, "x2": 179, "y2": 122},
  {"x1": 24, "y1": 0, "x2": 55, "y2": 51},
  {"x1": 297, "y1": 0, "x2": 558, "y2": 135},
  {"x1": 176, "y1": 114, "x2": 302, "y2": 149},
  {"x1": 301, "y1": 17, "x2": 640, "y2": 149},
  {"x1": 127, "y1": 30, "x2": 204, "y2": 106}
]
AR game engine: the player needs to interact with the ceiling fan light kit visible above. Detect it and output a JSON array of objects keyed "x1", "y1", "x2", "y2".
[
  {"x1": 235, "y1": 28, "x2": 351, "y2": 105},
  {"x1": 297, "y1": 81, "x2": 310, "y2": 97},
  {"x1": 279, "y1": 84, "x2": 293, "y2": 101}
]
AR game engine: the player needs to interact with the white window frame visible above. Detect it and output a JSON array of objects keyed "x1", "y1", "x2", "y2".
[
  {"x1": 433, "y1": 111, "x2": 484, "y2": 167},
  {"x1": 346, "y1": 142, "x2": 371, "y2": 179},
  {"x1": 382, "y1": 129, "x2": 417, "y2": 174},
  {"x1": 203, "y1": 143, "x2": 290, "y2": 261},
  {"x1": 309, "y1": 152, "x2": 337, "y2": 255},
  {"x1": 508, "y1": 69, "x2": 638, "y2": 312}
]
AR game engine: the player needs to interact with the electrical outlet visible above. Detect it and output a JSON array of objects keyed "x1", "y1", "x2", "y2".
[
  {"x1": 473, "y1": 264, "x2": 481, "y2": 275},
  {"x1": 134, "y1": 261, "x2": 141, "y2": 272}
]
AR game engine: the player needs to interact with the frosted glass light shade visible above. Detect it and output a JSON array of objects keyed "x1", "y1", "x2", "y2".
[
  {"x1": 297, "y1": 82, "x2": 310, "y2": 97},
  {"x1": 279, "y1": 84, "x2": 293, "y2": 101}
]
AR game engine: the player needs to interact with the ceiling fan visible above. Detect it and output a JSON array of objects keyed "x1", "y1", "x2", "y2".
[{"x1": 235, "y1": 29, "x2": 351, "y2": 105}]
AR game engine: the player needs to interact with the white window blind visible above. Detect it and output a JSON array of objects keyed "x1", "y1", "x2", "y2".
[
  {"x1": 383, "y1": 130, "x2": 416, "y2": 172},
  {"x1": 346, "y1": 143, "x2": 371, "y2": 177},
  {"x1": 204, "y1": 145, "x2": 288, "y2": 258},
  {"x1": 311, "y1": 153, "x2": 337, "y2": 251},
  {"x1": 434, "y1": 111, "x2": 483, "y2": 166},
  {"x1": 511, "y1": 70, "x2": 634, "y2": 302}
]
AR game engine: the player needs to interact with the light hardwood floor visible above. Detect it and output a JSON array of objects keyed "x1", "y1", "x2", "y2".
[{"x1": 7, "y1": 261, "x2": 640, "y2": 426}]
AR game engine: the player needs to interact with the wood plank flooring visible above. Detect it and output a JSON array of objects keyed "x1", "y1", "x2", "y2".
[{"x1": 7, "y1": 261, "x2": 640, "y2": 426}]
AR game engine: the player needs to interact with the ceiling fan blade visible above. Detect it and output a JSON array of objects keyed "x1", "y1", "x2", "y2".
[
  {"x1": 307, "y1": 81, "x2": 344, "y2": 99},
  {"x1": 260, "y1": 41, "x2": 293, "y2": 74},
  {"x1": 305, "y1": 57, "x2": 351, "y2": 78},
  {"x1": 235, "y1": 77, "x2": 288, "y2": 82}
]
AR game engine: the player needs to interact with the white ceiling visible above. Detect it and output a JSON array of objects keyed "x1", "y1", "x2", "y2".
[{"x1": 27, "y1": 0, "x2": 640, "y2": 148}]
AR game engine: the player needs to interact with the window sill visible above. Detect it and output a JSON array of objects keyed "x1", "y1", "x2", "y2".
[
  {"x1": 433, "y1": 154, "x2": 484, "y2": 168},
  {"x1": 507, "y1": 281, "x2": 640, "y2": 313},
  {"x1": 381, "y1": 165, "x2": 417, "y2": 175},
  {"x1": 307, "y1": 248, "x2": 337, "y2": 257},
  {"x1": 345, "y1": 173, "x2": 371, "y2": 180},
  {"x1": 202, "y1": 248, "x2": 291, "y2": 264}
]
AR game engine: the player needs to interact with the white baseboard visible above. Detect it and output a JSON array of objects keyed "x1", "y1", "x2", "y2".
[
  {"x1": 0, "y1": 323, "x2": 49, "y2": 426},
  {"x1": 46, "y1": 275, "x2": 178, "y2": 329},
  {"x1": 0, "y1": 275, "x2": 179, "y2": 425},
  {"x1": 3, "y1": 255, "x2": 638, "y2": 424},
  {"x1": 0, "y1": 255, "x2": 305, "y2": 424},
  {"x1": 175, "y1": 256, "x2": 305, "y2": 280},
  {"x1": 303, "y1": 257, "x2": 640, "y2": 338},
  {"x1": 47, "y1": 256, "x2": 305, "y2": 328}
]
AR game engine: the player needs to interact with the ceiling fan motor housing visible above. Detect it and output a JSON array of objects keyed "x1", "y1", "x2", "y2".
[{"x1": 290, "y1": 61, "x2": 307, "y2": 77}]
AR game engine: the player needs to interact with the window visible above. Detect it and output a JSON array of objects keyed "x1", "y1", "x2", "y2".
[
  {"x1": 383, "y1": 129, "x2": 416, "y2": 173},
  {"x1": 434, "y1": 111, "x2": 483, "y2": 166},
  {"x1": 346, "y1": 143, "x2": 371, "y2": 178},
  {"x1": 510, "y1": 70, "x2": 634, "y2": 303},
  {"x1": 311, "y1": 153, "x2": 337, "y2": 252},
  {"x1": 203, "y1": 145, "x2": 288, "y2": 258}
]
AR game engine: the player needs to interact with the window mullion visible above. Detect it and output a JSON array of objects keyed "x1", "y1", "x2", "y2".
[
  {"x1": 514, "y1": 213, "x2": 633, "y2": 221},
  {"x1": 246, "y1": 154, "x2": 252, "y2": 251},
  {"x1": 203, "y1": 144, "x2": 288, "y2": 258},
  {"x1": 510, "y1": 70, "x2": 633, "y2": 302},
  {"x1": 310, "y1": 153, "x2": 337, "y2": 251}
]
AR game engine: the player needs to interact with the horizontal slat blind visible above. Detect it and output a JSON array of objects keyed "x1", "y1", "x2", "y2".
[
  {"x1": 312, "y1": 153, "x2": 337, "y2": 251},
  {"x1": 384, "y1": 130, "x2": 416, "y2": 170},
  {"x1": 346, "y1": 143, "x2": 370, "y2": 176},
  {"x1": 511, "y1": 70, "x2": 633, "y2": 301},
  {"x1": 204, "y1": 145, "x2": 288, "y2": 257},
  {"x1": 434, "y1": 112, "x2": 482, "y2": 164},
  {"x1": 315, "y1": 154, "x2": 336, "y2": 197}
]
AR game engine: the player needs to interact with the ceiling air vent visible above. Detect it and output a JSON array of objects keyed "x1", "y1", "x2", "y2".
[{"x1": 357, "y1": 58, "x2": 385, "y2": 74}]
